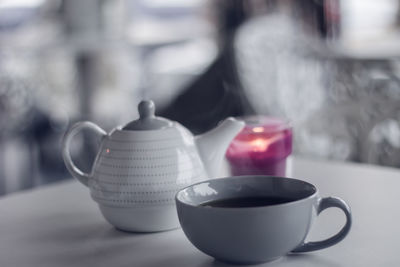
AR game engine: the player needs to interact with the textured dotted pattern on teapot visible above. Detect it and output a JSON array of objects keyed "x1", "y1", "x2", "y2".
[{"x1": 89, "y1": 124, "x2": 207, "y2": 207}]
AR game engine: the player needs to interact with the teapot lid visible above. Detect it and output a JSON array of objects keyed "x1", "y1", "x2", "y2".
[{"x1": 122, "y1": 100, "x2": 173, "y2": 130}]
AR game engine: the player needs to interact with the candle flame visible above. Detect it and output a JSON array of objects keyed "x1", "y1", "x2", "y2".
[
  {"x1": 250, "y1": 134, "x2": 283, "y2": 152},
  {"x1": 251, "y1": 139, "x2": 269, "y2": 152}
]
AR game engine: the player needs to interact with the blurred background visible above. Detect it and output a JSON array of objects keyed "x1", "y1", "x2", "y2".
[{"x1": 1, "y1": 0, "x2": 400, "y2": 196}]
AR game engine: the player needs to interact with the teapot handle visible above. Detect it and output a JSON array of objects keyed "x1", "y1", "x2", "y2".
[{"x1": 62, "y1": 121, "x2": 107, "y2": 187}]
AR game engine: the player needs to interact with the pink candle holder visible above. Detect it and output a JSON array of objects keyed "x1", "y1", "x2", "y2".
[{"x1": 226, "y1": 116, "x2": 292, "y2": 177}]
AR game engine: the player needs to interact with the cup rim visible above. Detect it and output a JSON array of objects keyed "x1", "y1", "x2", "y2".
[{"x1": 175, "y1": 175, "x2": 318, "y2": 210}]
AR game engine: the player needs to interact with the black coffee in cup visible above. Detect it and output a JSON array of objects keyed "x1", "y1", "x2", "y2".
[{"x1": 200, "y1": 196, "x2": 296, "y2": 208}]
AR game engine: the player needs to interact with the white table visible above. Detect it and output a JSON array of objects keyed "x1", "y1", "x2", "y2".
[{"x1": 1, "y1": 157, "x2": 400, "y2": 267}]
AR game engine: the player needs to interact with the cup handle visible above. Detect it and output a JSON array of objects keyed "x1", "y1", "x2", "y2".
[
  {"x1": 62, "y1": 121, "x2": 107, "y2": 187},
  {"x1": 292, "y1": 197, "x2": 352, "y2": 253}
]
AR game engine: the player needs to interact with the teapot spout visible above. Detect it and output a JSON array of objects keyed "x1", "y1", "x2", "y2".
[{"x1": 195, "y1": 117, "x2": 244, "y2": 178}]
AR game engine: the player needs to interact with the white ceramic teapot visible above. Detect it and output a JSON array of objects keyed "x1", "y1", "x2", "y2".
[{"x1": 62, "y1": 100, "x2": 244, "y2": 232}]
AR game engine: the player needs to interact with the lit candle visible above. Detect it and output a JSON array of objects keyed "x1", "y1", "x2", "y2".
[{"x1": 226, "y1": 116, "x2": 292, "y2": 177}]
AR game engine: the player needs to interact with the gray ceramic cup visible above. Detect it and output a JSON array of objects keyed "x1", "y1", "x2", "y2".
[{"x1": 175, "y1": 176, "x2": 352, "y2": 265}]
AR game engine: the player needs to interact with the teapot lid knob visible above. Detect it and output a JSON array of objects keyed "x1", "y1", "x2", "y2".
[
  {"x1": 122, "y1": 100, "x2": 173, "y2": 131},
  {"x1": 138, "y1": 100, "x2": 155, "y2": 119}
]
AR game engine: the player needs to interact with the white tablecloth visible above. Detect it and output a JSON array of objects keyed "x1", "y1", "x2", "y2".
[{"x1": 1, "y1": 157, "x2": 399, "y2": 267}]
